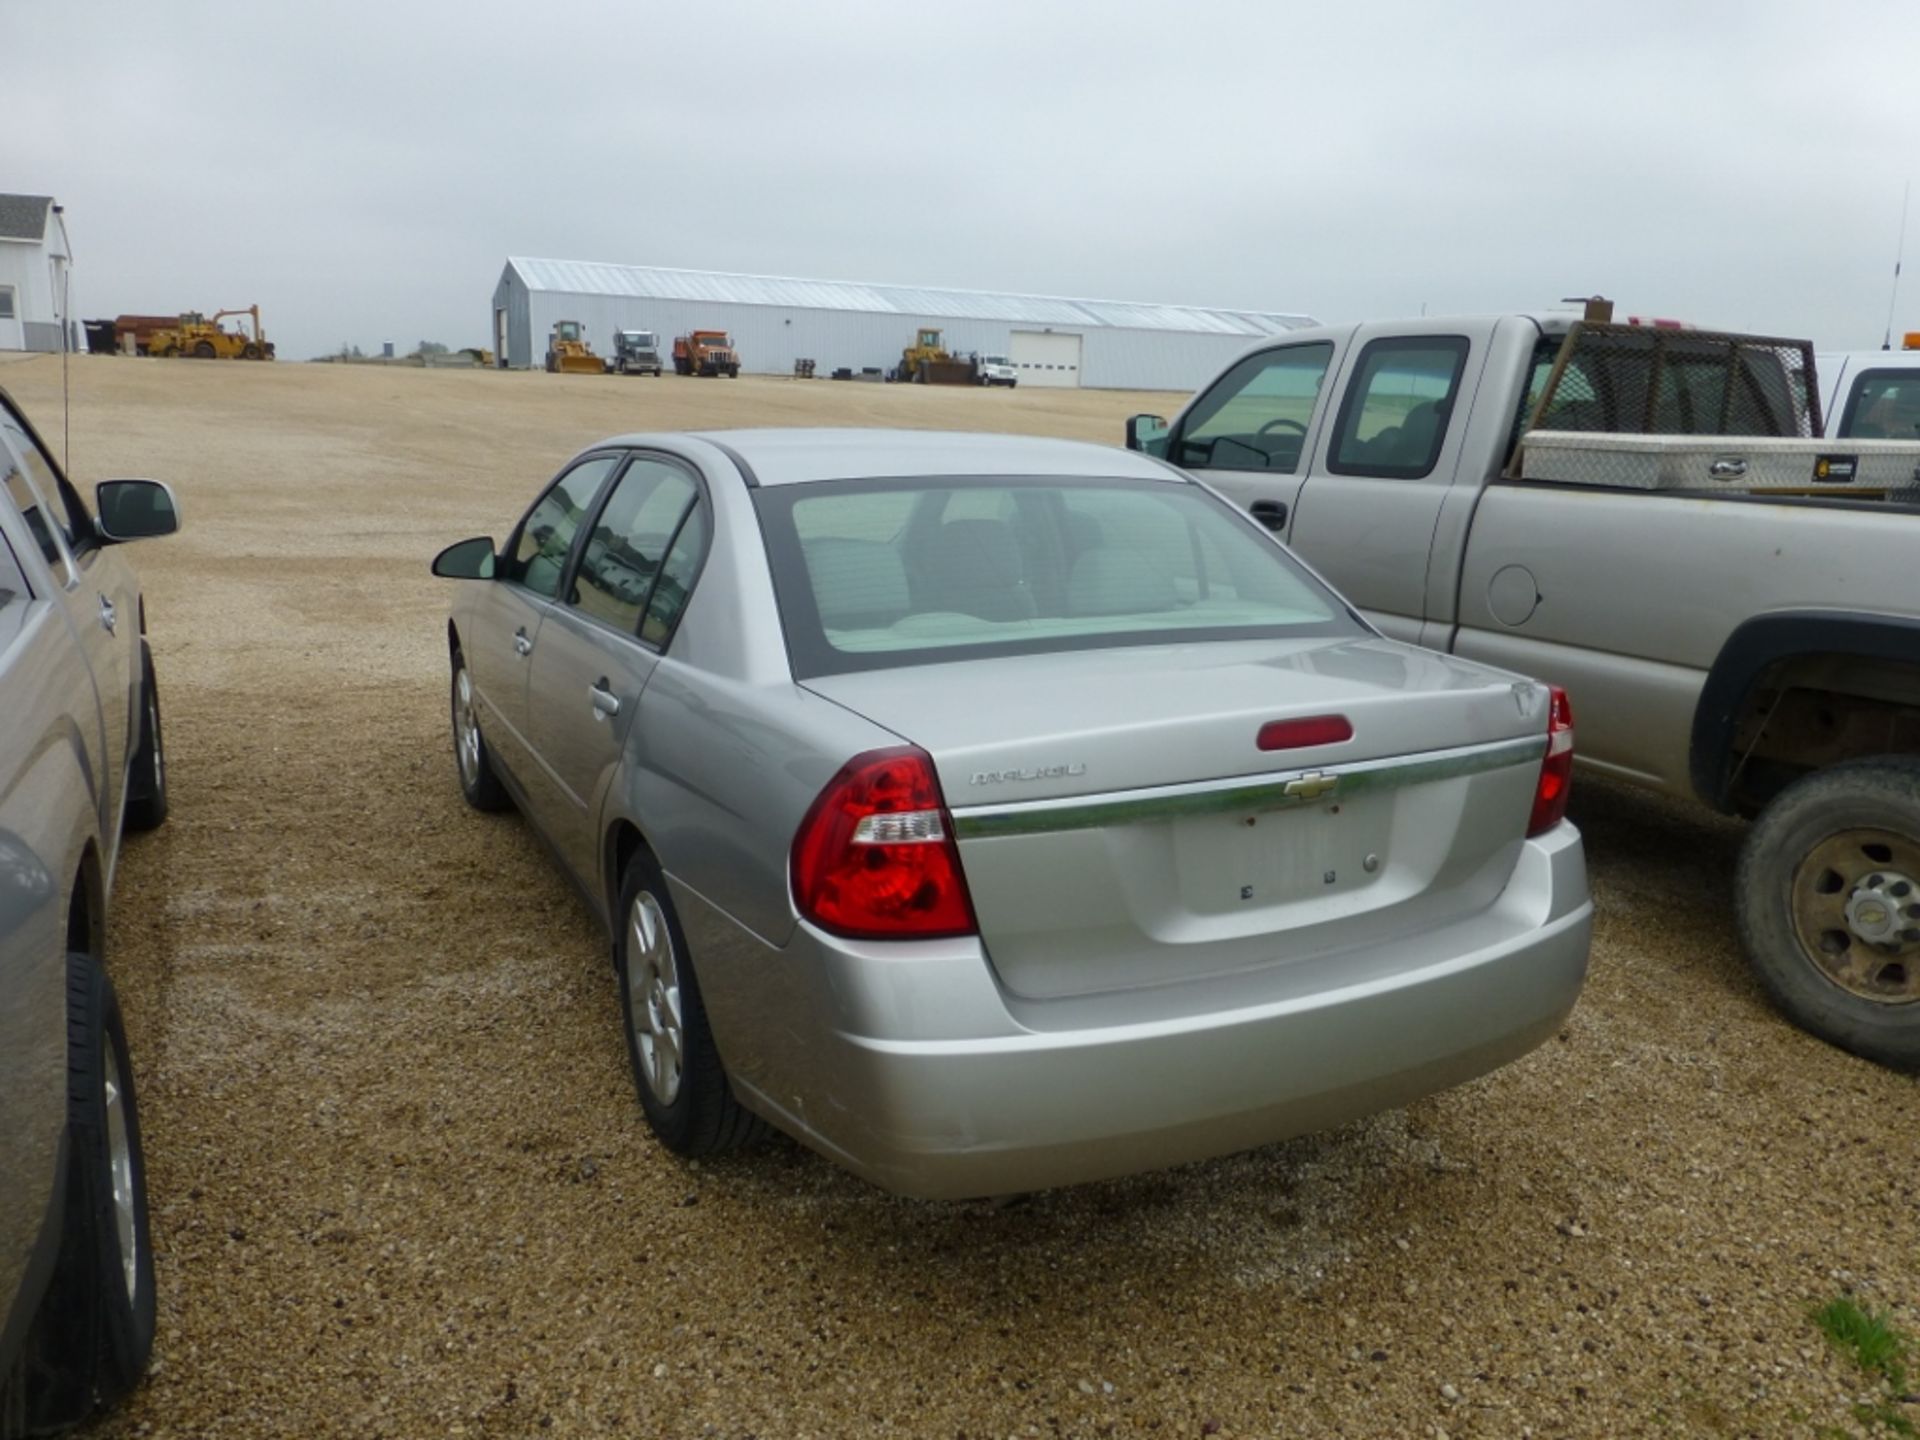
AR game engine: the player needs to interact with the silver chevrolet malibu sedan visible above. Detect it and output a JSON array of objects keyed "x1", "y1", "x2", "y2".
[{"x1": 433, "y1": 429, "x2": 1591, "y2": 1199}]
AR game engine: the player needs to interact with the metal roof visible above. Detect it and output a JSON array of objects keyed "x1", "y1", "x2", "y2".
[
  {"x1": 506, "y1": 257, "x2": 1312, "y2": 338},
  {"x1": 0, "y1": 194, "x2": 51, "y2": 242}
]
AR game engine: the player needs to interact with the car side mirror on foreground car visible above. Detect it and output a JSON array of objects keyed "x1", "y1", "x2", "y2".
[
  {"x1": 431, "y1": 536, "x2": 497, "y2": 580},
  {"x1": 94, "y1": 479, "x2": 180, "y2": 542},
  {"x1": 1126, "y1": 414, "x2": 1169, "y2": 457}
]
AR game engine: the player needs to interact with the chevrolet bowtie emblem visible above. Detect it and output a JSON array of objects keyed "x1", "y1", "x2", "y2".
[{"x1": 1283, "y1": 772, "x2": 1339, "y2": 802}]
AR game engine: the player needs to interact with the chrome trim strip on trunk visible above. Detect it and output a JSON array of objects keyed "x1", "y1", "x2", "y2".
[{"x1": 949, "y1": 734, "x2": 1547, "y2": 840}]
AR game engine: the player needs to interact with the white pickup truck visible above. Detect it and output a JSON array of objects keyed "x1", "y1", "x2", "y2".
[{"x1": 1129, "y1": 313, "x2": 1920, "y2": 1069}]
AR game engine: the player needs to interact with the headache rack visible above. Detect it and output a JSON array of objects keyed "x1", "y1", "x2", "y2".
[{"x1": 1501, "y1": 322, "x2": 1920, "y2": 499}]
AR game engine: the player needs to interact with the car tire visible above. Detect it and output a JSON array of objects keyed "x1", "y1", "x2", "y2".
[
  {"x1": 614, "y1": 849, "x2": 763, "y2": 1157},
  {"x1": 124, "y1": 642, "x2": 169, "y2": 832},
  {"x1": 450, "y1": 651, "x2": 510, "y2": 813},
  {"x1": 27, "y1": 954, "x2": 157, "y2": 1430},
  {"x1": 1735, "y1": 757, "x2": 1920, "y2": 1070}
]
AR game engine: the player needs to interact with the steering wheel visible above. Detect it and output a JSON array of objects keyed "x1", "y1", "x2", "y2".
[{"x1": 1255, "y1": 418, "x2": 1307, "y2": 438}]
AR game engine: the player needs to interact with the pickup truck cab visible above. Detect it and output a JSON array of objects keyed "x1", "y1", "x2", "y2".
[
  {"x1": 1818, "y1": 343, "x2": 1920, "y2": 441},
  {"x1": 1130, "y1": 313, "x2": 1920, "y2": 1069},
  {"x1": 0, "y1": 388, "x2": 178, "y2": 1427}
]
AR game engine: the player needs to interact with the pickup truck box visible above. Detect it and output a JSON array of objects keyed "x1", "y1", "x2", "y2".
[
  {"x1": 0, "y1": 388, "x2": 178, "y2": 1426},
  {"x1": 1128, "y1": 314, "x2": 1920, "y2": 1069}
]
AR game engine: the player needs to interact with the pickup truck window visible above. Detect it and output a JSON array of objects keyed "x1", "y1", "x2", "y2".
[
  {"x1": 2, "y1": 464, "x2": 66, "y2": 578},
  {"x1": 1172, "y1": 342, "x2": 1333, "y2": 473},
  {"x1": 0, "y1": 526, "x2": 27, "y2": 610},
  {"x1": 0, "y1": 414, "x2": 91, "y2": 555},
  {"x1": 1328, "y1": 336, "x2": 1469, "y2": 479},
  {"x1": 502, "y1": 454, "x2": 620, "y2": 600},
  {"x1": 1837, "y1": 370, "x2": 1920, "y2": 440}
]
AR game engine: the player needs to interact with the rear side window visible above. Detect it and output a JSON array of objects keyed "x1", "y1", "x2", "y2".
[
  {"x1": 1329, "y1": 336, "x2": 1469, "y2": 478},
  {"x1": 1838, "y1": 369, "x2": 1920, "y2": 440},
  {"x1": 571, "y1": 458, "x2": 699, "y2": 635},
  {"x1": 1174, "y1": 342, "x2": 1334, "y2": 473},
  {"x1": 755, "y1": 477, "x2": 1357, "y2": 678},
  {"x1": 640, "y1": 502, "x2": 709, "y2": 648},
  {"x1": 503, "y1": 455, "x2": 619, "y2": 599}
]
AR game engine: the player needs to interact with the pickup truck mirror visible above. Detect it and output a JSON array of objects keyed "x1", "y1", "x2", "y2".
[
  {"x1": 94, "y1": 479, "x2": 180, "y2": 542},
  {"x1": 431, "y1": 536, "x2": 497, "y2": 580},
  {"x1": 1126, "y1": 414, "x2": 1170, "y2": 457}
]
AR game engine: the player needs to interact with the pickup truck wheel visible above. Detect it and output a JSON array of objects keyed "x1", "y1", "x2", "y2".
[
  {"x1": 124, "y1": 642, "x2": 169, "y2": 832},
  {"x1": 450, "y1": 653, "x2": 510, "y2": 813},
  {"x1": 615, "y1": 850, "x2": 763, "y2": 1158},
  {"x1": 1736, "y1": 758, "x2": 1920, "y2": 1070},
  {"x1": 28, "y1": 954, "x2": 156, "y2": 1428}
]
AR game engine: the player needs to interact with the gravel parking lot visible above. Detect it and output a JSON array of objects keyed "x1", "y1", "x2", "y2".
[{"x1": 7, "y1": 354, "x2": 1916, "y2": 1438}]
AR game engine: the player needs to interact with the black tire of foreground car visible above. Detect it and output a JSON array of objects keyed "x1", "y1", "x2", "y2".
[
  {"x1": 124, "y1": 641, "x2": 168, "y2": 833},
  {"x1": 27, "y1": 954, "x2": 157, "y2": 1429},
  {"x1": 615, "y1": 849, "x2": 764, "y2": 1157},
  {"x1": 450, "y1": 651, "x2": 510, "y2": 813},
  {"x1": 1736, "y1": 757, "x2": 1920, "y2": 1071}
]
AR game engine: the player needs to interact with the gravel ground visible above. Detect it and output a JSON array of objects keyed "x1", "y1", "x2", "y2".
[{"x1": 7, "y1": 354, "x2": 1916, "y2": 1439}]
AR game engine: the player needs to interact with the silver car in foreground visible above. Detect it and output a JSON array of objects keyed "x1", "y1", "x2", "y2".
[{"x1": 433, "y1": 429, "x2": 1591, "y2": 1199}]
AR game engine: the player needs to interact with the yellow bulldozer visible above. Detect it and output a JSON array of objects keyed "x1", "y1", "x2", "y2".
[
  {"x1": 146, "y1": 306, "x2": 275, "y2": 360},
  {"x1": 545, "y1": 320, "x2": 604, "y2": 375},
  {"x1": 892, "y1": 327, "x2": 976, "y2": 384}
]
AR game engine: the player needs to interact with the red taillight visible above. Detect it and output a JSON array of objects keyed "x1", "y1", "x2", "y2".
[
  {"x1": 1527, "y1": 687, "x2": 1575, "y2": 837},
  {"x1": 1257, "y1": 714, "x2": 1353, "y2": 751},
  {"x1": 791, "y1": 746, "x2": 977, "y2": 939}
]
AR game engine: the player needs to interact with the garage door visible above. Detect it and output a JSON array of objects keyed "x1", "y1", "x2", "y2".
[{"x1": 1009, "y1": 330, "x2": 1083, "y2": 388}]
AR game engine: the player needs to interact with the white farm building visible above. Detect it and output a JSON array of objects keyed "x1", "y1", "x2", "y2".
[{"x1": 490, "y1": 257, "x2": 1313, "y2": 390}]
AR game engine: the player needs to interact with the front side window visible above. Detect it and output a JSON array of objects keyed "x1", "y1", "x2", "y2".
[
  {"x1": 503, "y1": 455, "x2": 619, "y2": 599},
  {"x1": 1328, "y1": 336, "x2": 1470, "y2": 479},
  {"x1": 0, "y1": 414, "x2": 89, "y2": 552},
  {"x1": 1838, "y1": 370, "x2": 1920, "y2": 440},
  {"x1": 2, "y1": 458, "x2": 65, "y2": 577},
  {"x1": 755, "y1": 477, "x2": 1357, "y2": 678},
  {"x1": 0, "y1": 525, "x2": 29, "y2": 610},
  {"x1": 1173, "y1": 342, "x2": 1335, "y2": 474},
  {"x1": 571, "y1": 458, "x2": 699, "y2": 636}
]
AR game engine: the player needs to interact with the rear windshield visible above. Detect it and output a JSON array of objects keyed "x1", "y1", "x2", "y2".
[{"x1": 753, "y1": 476, "x2": 1359, "y2": 677}]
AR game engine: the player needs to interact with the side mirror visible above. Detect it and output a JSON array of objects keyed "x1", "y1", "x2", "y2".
[
  {"x1": 432, "y1": 536, "x2": 497, "y2": 579},
  {"x1": 94, "y1": 480, "x2": 180, "y2": 541},
  {"x1": 1126, "y1": 414, "x2": 1170, "y2": 458}
]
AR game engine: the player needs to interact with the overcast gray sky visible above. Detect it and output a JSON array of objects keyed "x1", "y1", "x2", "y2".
[{"x1": 7, "y1": 1, "x2": 1917, "y2": 360}]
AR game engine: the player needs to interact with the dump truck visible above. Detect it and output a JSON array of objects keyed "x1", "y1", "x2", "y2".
[
  {"x1": 672, "y1": 330, "x2": 740, "y2": 377},
  {"x1": 611, "y1": 329, "x2": 664, "y2": 376},
  {"x1": 145, "y1": 306, "x2": 274, "y2": 360},
  {"x1": 545, "y1": 320, "x2": 603, "y2": 374}
]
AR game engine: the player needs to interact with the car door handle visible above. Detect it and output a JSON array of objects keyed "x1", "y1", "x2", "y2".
[
  {"x1": 98, "y1": 595, "x2": 117, "y2": 634},
  {"x1": 1250, "y1": 499, "x2": 1289, "y2": 532},
  {"x1": 513, "y1": 627, "x2": 533, "y2": 656},
  {"x1": 588, "y1": 680, "x2": 621, "y2": 719}
]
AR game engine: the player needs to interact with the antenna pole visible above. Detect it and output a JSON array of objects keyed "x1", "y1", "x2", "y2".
[
  {"x1": 1885, "y1": 181, "x2": 1910, "y2": 351},
  {"x1": 52, "y1": 204, "x2": 74, "y2": 472}
]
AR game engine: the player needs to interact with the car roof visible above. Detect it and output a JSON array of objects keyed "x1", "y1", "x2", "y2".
[{"x1": 591, "y1": 428, "x2": 1183, "y2": 487}]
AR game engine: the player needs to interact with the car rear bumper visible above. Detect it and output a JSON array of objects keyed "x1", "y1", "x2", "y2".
[{"x1": 691, "y1": 824, "x2": 1590, "y2": 1201}]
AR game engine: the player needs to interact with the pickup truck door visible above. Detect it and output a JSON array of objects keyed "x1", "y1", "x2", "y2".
[
  {"x1": 0, "y1": 424, "x2": 126, "y2": 841},
  {"x1": 522, "y1": 454, "x2": 703, "y2": 893},
  {"x1": 1158, "y1": 339, "x2": 1342, "y2": 543},
  {"x1": 1283, "y1": 328, "x2": 1489, "y2": 644}
]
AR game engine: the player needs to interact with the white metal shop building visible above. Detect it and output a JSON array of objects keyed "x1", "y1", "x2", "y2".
[{"x1": 490, "y1": 257, "x2": 1313, "y2": 390}]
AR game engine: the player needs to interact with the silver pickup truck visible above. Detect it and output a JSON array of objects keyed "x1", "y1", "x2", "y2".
[
  {"x1": 1129, "y1": 314, "x2": 1920, "y2": 1070},
  {"x1": 0, "y1": 388, "x2": 177, "y2": 1428}
]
